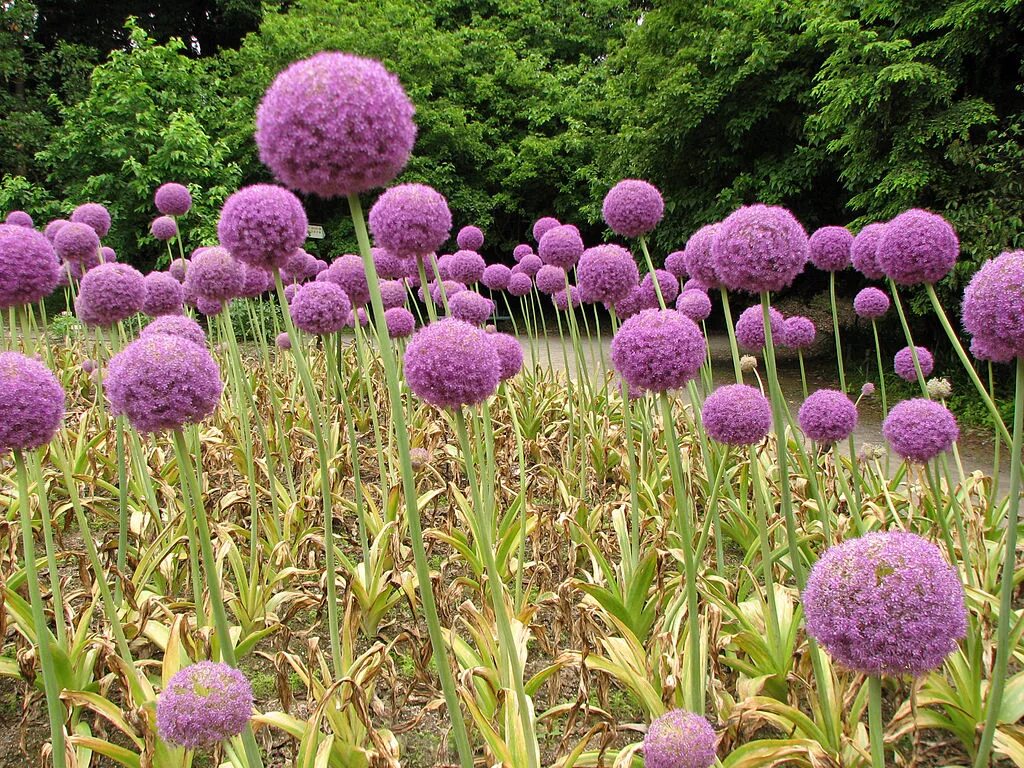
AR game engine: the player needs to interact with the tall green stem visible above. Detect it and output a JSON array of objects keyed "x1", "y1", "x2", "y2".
[{"x1": 868, "y1": 676, "x2": 885, "y2": 768}]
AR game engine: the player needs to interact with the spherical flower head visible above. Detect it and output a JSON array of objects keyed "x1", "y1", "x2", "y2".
[
  {"x1": 151, "y1": 216, "x2": 178, "y2": 241},
  {"x1": 664, "y1": 250, "x2": 687, "y2": 279},
  {"x1": 927, "y1": 377, "x2": 953, "y2": 400},
  {"x1": 101, "y1": 246, "x2": 118, "y2": 264},
  {"x1": 75, "y1": 263, "x2": 145, "y2": 327},
  {"x1": 371, "y1": 247, "x2": 404, "y2": 279},
  {"x1": 602, "y1": 179, "x2": 664, "y2": 238},
  {"x1": 409, "y1": 446, "x2": 431, "y2": 470},
  {"x1": 142, "y1": 315, "x2": 206, "y2": 348},
  {"x1": 553, "y1": 285, "x2": 582, "y2": 310},
  {"x1": 961, "y1": 250, "x2": 1024, "y2": 359},
  {"x1": 676, "y1": 289, "x2": 712, "y2": 321},
  {"x1": 168, "y1": 260, "x2": 187, "y2": 283},
  {"x1": 237, "y1": 265, "x2": 272, "y2": 298},
  {"x1": 702, "y1": 384, "x2": 771, "y2": 446},
  {"x1": 0, "y1": 352, "x2": 65, "y2": 453},
  {"x1": 156, "y1": 661, "x2": 253, "y2": 749},
  {"x1": 44, "y1": 219, "x2": 68, "y2": 243},
  {"x1": 217, "y1": 184, "x2": 308, "y2": 270},
  {"x1": 576, "y1": 244, "x2": 638, "y2": 305},
  {"x1": 155, "y1": 183, "x2": 192, "y2": 216},
  {"x1": 735, "y1": 305, "x2": 784, "y2": 349},
  {"x1": 712, "y1": 204, "x2": 808, "y2": 293},
  {"x1": 142, "y1": 272, "x2": 184, "y2": 317},
  {"x1": 5, "y1": 210, "x2": 33, "y2": 228},
  {"x1": 275, "y1": 332, "x2": 292, "y2": 349},
  {"x1": 804, "y1": 531, "x2": 966, "y2": 676},
  {"x1": 448, "y1": 290, "x2": 494, "y2": 325},
  {"x1": 808, "y1": 226, "x2": 853, "y2": 272},
  {"x1": 348, "y1": 307, "x2": 369, "y2": 327},
  {"x1": 538, "y1": 224, "x2": 584, "y2": 269},
  {"x1": 256, "y1": 52, "x2": 416, "y2": 197},
  {"x1": 0, "y1": 224, "x2": 60, "y2": 309},
  {"x1": 798, "y1": 389, "x2": 858, "y2": 444},
  {"x1": 404, "y1": 318, "x2": 500, "y2": 408},
  {"x1": 853, "y1": 287, "x2": 890, "y2": 319},
  {"x1": 535, "y1": 264, "x2": 567, "y2": 295},
  {"x1": 513, "y1": 243, "x2": 533, "y2": 262},
  {"x1": 894, "y1": 346, "x2": 934, "y2": 382},
  {"x1": 385, "y1": 307, "x2": 415, "y2": 338},
  {"x1": 457, "y1": 225, "x2": 484, "y2": 251},
  {"x1": 516, "y1": 254, "x2": 542, "y2": 278},
  {"x1": 106, "y1": 333, "x2": 223, "y2": 433},
  {"x1": 639, "y1": 269, "x2": 680, "y2": 306},
  {"x1": 507, "y1": 272, "x2": 532, "y2": 297},
  {"x1": 970, "y1": 335, "x2": 1014, "y2": 364},
  {"x1": 611, "y1": 308, "x2": 706, "y2": 393},
  {"x1": 683, "y1": 223, "x2": 722, "y2": 290},
  {"x1": 447, "y1": 250, "x2": 486, "y2": 285},
  {"x1": 482, "y1": 264, "x2": 511, "y2": 291},
  {"x1": 185, "y1": 247, "x2": 243, "y2": 302},
  {"x1": 613, "y1": 285, "x2": 645, "y2": 319},
  {"x1": 54, "y1": 221, "x2": 100, "y2": 264},
  {"x1": 70, "y1": 203, "x2": 111, "y2": 237},
  {"x1": 490, "y1": 332, "x2": 523, "y2": 380},
  {"x1": 280, "y1": 248, "x2": 319, "y2": 284},
  {"x1": 877, "y1": 208, "x2": 959, "y2": 286},
  {"x1": 325, "y1": 254, "x2": 370, "y2": 306},
  {"x1": 196, "y1": 296, "x2": 224, "y2": 316},
  {"x1": 642, "y1": 709, "x2": 716, "y2": 768},
  {"x1": 851, "y1": 223, "x2": 887, "y2": 280},
  {"x1": 782, "y1": 315, "x2": 816, "y2": 350},
  {"x1": 861, "y1": 382, "x2": 876, "y2": 397},
  {"x1": 883, "y1": 398, "x2": 959, "y2": 463},
  {"x1": 532, "y1": 217, "x2": 560, "y2": 243},
  {"x1": 420, "y1": 279, "x2": 465, "y2": 304},
  {"x1": 368, "y1": 183, "x2": 452, "y2": 257},
  {"x1": 379, "y1": 279, "x2": 408, "y2": 309},
  {"x1": 290, "y1": 281, "x2": 352, "y2": 335}
]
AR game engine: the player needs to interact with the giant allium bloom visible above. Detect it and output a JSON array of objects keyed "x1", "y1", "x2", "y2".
[
  {"x1": 372, "y1": 246, "x2": 406, "y2": 280},
  {"x1": 639, "y1": 269, "x2": 680, "y2": 307},
  {"x1": 0, "y1": 224, "x2": 60, "y2": 309},
  {"x1": 676, "y1": 289, "x2": 712, "y2": 321},
  {"x1": 735, "y1": 305, "x2": 784, "y2": 350},
  {"x1": 798, "y1": 389, "x2": 858, "y2": 444},
  {"x1": 664, "y1": 250, "x2": 687, "y2": 279},
  {"x1": 379, "y1": 279, "x2": 408, "y2": 309},
  {"x1": 54, "y1": 221, "x2": 100, "y2": 264},
  {"x1": 105, "y1": 333, "x2": 223, "y2": 433},
  {"x1": 701, "y1": 384, "x2": 771, "y2": 446},
  {"x1": 808, "y1": 226, "x2": 853, "y2": 272},
  {"x1": 538, "y1": 224, "x2": 584, "y2": 269},
  {"x1": 237, "y1": 264, "x2": 272, "y2": 298},
  {"x1": 290, "y1": 281, "x2": 351, "y2": 335},
  {"x1": 420, "y1": 279, "x2": 466, "y2": 305},
  {"x1": 71, "y1": 203, "x2": 111, "y2": 237},
  {"x1": 155, "y1": 183, "x2": 192, "y2": 216},
  {"x1": 883, "y1": 398, "x2": 959, "y2": 463},
  {"x1": 75, "y1": 263, "x2": 145, "y2": 327},
  {"x1": 804, "y1": 531, "x2": 966, "y2": 676},
  {"x1": 457, "y1": 225, "x2": 484, "y2": 251},
  {"x1": 642, "y1": 709, "x2": 716, "y2": 768},
  {"x1": 782, "y1": 316, "x2": 816, "y2": 350},
  {"x1": 168, "y1": 260, "x2": 187, "y2": 283},
  {"x1": 611, "y1": 308, "x2": 706, "y2": 393},
  {"x1": 602, "y1": 179, "x2": 664, "y2": 238},
  {"x1": 553, "y1": 285, "x2": 582, "y2": 311},
  {"x1": 517, "y1": 253, "x2": 543, "y2": 277},
  {"x1": 141, "y1": 315, "x2": 206, "y2": 348},
  {"x1": 217, "y1": 184, "x2": 308, "y2": 270},
  {"x1": 851, "y1": 223, "x2": 887, "y2": 280},
  {"x1": 535, "y1": 264, "x2": 568, "y2": 295},
  {"x1": 481, "y1": 264, "x2": 512, "y2": 291},
  {"x1": 447, "y1": 250, "x2": 486, "y2": 285},
  {"x1": 151, "y1": 216, "x2": 178, "y2": 242},
  {"x1": 613, "y1": 285, "x2": 645, "y2": 320},
  {"x1": 325, "y1": 254, "x2": 370, "y2": 306},
  {"x1": 962, "y1": 250, "x2": 1024, "y2": 360},
  {"x1": 971, "y1": 335, "x2": 1015, "y2": 364},
  {"x1": 712, "y1": 204, "x2": 808, "y2": 293},
  {"x1": 184, "y1": 247, "x2": 243, "y2": 302},
  {"x1": 385, "y1": 307, "x2": 415, "y2": 338},
  {"x1": 368, "y1": 183, "x2": 452, "y2": 257},
  {"x1": 894, "y1": 346, "x2": 934, "y2": 382},
  {"x1": 404, "y1": 318, "x2": 500, "y2": 408},
  {"x1": 489, "y1": 332, "x2": 523, "y2": 380},
  {"x1": 44, "y1": 219, "x2": 68, "y2": 243},
  {"x1": 576, "y1": 244, "x2": 638, "y2": 305},
  {"x1": 0, "y1": 352, "x2": 65, "y2": 453},
  {"x1": 683, "y1": 223, "x2": 722, "y2": 290},
  {"x1": 877, "y1": 209, "x2": 958, "y2": 285},
  {"x1": 532, "y1": 217, "x2": 560, "y2": 243},
  {"x1": 156, "y1": 662, "x2": 253, "y2": 749},
  {"x1": 100, "y1": 246, "x2": 117, "y2": 263},
  {"x1": 280, "y1": 248, "x2": 319, "y2": 284},
  {"x1": 507, "y1": 272, "x2": 532, "y2": 297},
  {"x1": 256, "y1": 52, "x2": 416, "y2": 197},
  {"x1": 142, "y1": 271, "x2": 184, "y2": 317},
  {"x1": 448, "y1": 290, "x2": 494, "y2": 325},
  {"x1": 5, "y1": 210, "x2": 33, "y2": 228},
  {"x1": 853, "y1": 287, "x2": 890, "y2": 319},
  {"x1": 513, "y1": 243, "x2": 533, "y2": 262}
]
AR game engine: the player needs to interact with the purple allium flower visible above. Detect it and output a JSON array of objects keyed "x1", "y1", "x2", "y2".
[
  {"x1": 861, "y1": 382, "x2": 876, "y2": 397},
  {"x1": 682, "y1": 278, "x2": 708, "y2": 293},
  {"x1": 282, "y1": 284, "x2": 297, "y2": 304},
  {"x1": 105, "y1": 333, "x2": 223, "y2": 433},
  {"x1": 970, "y1": 335, "x2": 1014, "y2": 364},
  {"x1": 532, "y1": 217, "x2": 560, "y2": 243},
  {"x1": 185, "y1": 247, "x2": 243, "y2": 303},
  {"x1": 853, "y1": 286, "x2": 890, "y2": 319},
  {"x1": 368, "y1": 183, "x2": 452, "y2": 257},
  {"x1": 195, "y1": 296, "x2": 224, "y2": 316},
  {"x1": 576, "y1": 244, "x2": 638, "y2": 305},
  {"x1": 602, "y1": 179, "x2": 664, "y2": 238},
  {"x1": 71, "y1": 203, "x2": 111, "y2": 238},
  {"x1": 448, "y1": 290, "x2": 494, "y2": 325},
  {"x1": 701, "y1": 384, "x2": 771, "y2": 446},
  {"x1": 54, "y1": 221, "x2": 100, "y2": 264},
  {"x1": 75, "y1": 263, "x2": 145, "y2": 327},
  {"x1": 436, "y1": 253, "x2": 454, "y2": 281},
  {"x1": 379, "y1": 279, "x2": 408, "y2": 309},
  {"x1": 613, "y1": 285, "x2": 645, "y2": 319},
  {"x1": 290, "y1": 281, "x2": 351, "y2": 335},
  {"x1": 44, "y1": 219, "x2": 68, "y2": 243},
  {"x1": 683, "y1": 224, "x2": 722, "y2": 290},
  {"x1": 447, "y1": 250, "x2": 486, "y2": 285},
  {"x1": 156, "y1": 661, "x2": 253, "y2": 749},
  {"x1": 280, "y1": 248, "x2": 319, "y2": 284},
  {"x1": 0, "y1": 224, "x2": 60, "y2": 309},
  {"x1": 962, "y1": 250, "x2": 1024, "y2": 361},
  {"x1": 676, "y1": 289, "x2": 712, "y2": 322},
  {"x1": 712, "y1": 204, "x2": 808, "y2": 293},
  {"x1": 851, "y1": 223, "x2": 887, "y2": 280},
  {"x1": 217, "y1": 184, "x2": 308, "y2": 271},
  {"x1": 782, "y1": 315, "x2": 816, "y2": 350},
  {"x1": 142, "y1": 272, "x2": 184, "y2": 317},
  {"x1": 513, "y1": 243, "x2": 533, "y2": 262},
  {"x1": 611, "y1": 308, "x2": 706, "y2": 393},
  {"x1": 81, "y1": 359, "x2": 96, "y2": 374},
  {"x1": 664, "y1": 250, "x2": 687, "y2": 279},
  {"x1": 538, "y1": 224, "x2": 584, "y2": 269},
  {"x1": 803, "y1": 531, "x2": 966, "y2": 676},
  {"x1": 517, "y1": 253, "x2": 542, "y2": 278},
  {"x1": 404, "y1": 318, "x2": 500, "y2": 408},
  {"x1": 894, "y1": 346, "x2": 934, "y2": 382},
  {"x1": 808, "y1": 226, "x2": 853, "y2": 272},
  {"x1": 489, "y1": 332, "x2": 523, "y2": 380},
  {"x1": 735, "y1": 305, "x2": 785, "y2": 350},
  {"x1": 482, "y1": 264, "x2": 512, "y2": 291},
  {"x1": 348, "y1": 307, "x2": 369, "y2": 327},
  {"x1": 535, "y1": 264, "x2": 567, "y2": 295},
  {"x1": 639, "y1": 269, "x2": 680, "y2": 306},
  {"x1": 168, "y1": 260, "x2": 187, "y2": 283},
  {"x1": 553, "y1": 285, "x2": 582, "y2": 311},
  {"x1": 385, "y1": 307, "x2": 415, "y2": 338},
  {"x1": 141, "y1": 315, "x2": 206, "y2": 348},
  {"x1": 325, "y1": 254, "x2": 369, "y2": 307},
  {"x1": 642, "y1": 709, "x2": 716, "y2": 768},
  {"x1": 877, "y1": 209, "x2": 958, "y2": 286},
  {"x1": 371, "y1": 247, "x2": 404, "y2": 280},
  {"x1": 155, "y1": 183, "x2": 192, "y2": 216},
  {"x1": 151, "y1": 216, "x2": 178, "y2": 241},
  {"x1": 419, "y1": 279, "x2": 466, "y2": 305},
  {"x1": 237, "y1": 265, "x2": 272, "y2": 298},
  {"x1": 0, "y1": 352, "x2": 65, "y2": 453},
  {"x1": 457, "y1": 225, "x2": 484, "y2": 251},
  {"x1": 798, "y1": 389, "x2": 858, "y2": 443},
  {"x1": 5, "y1": 211, "x2": 33, "y2": 228},
  {"x1": 507, "y1": 272, "x2": 532, "y2": 297},
  {"x1": 100, "y1": 246, "x2": 117, "y2": 263},
  {"x1": 275, "y1": 332, "x2": 292, "y2": 349},
  {"x1": 883, "y1": 398, "x2": 959, "y2": 463},
  {"x1": 256, "y1": 52, "x2": 416, "y2": 197}
]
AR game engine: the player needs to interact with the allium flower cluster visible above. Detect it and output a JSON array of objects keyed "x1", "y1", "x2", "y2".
[
  {"x1": 368, "y1": 183, "x2": 452, "y2": 257},
  {"x1": 290, "y1": 282, "x2": 351, "y2": 335},
  {"x1": 782, "y1": 316, "x2": 816, "y2": 350},
  {"x1": 142, "y1": 271, "x2": 184, "y2": 317},
  {"x1": 404, "y1": 318, "x2": 500, "y2": 408},
  {"x1": 683, "y1": 224, "x2": 722, "y2": 289},
  {"x1": 642, "y1": 709, "x2": 717, "y2": 768},
  {"x1": 456, "y1": 225, "x2": 484, "y2": 251},
  {"x1": 141, "y1": 315, "x2": 206, "y2": 348},
  {"x1": 5, "y1": 211, "x2": 33, "y2": 228},
  {"x1": 853, "y1": 287, "x2": 890, "y2": 319},
  {"x1": 0, "y1": 224, "x2": 60, "y2": 309},
  {"x1": 217, "y1": 184, "x2": 308, "y2": 270},
  {"x1": 54, "y1": 222, "x2": 100, "y2": 264},
  {"x1": 553, "y1": 285, "x2": 582, "y2": 310},
  {"x1": 280, "y1": 249, "x2": 319, "y2": 284},
  {"x1": 664, "y1": 250, "x2": 687, "y2": 279},
  {"x1": 602, "y1": 179, "x2": 664, "y2": 238},
  {"x1": 71, "y1": 203, "x2": 111, "y2": 237},
  {"x1": 237, "y1": 265, "x2": 272, "y2": 298},
  {"x1": 489, "y1": 332, "x2": 523, "y2": 380},
  {"x1": 372, "y1": 247, "x2": 407, "y2": 280},
  {"x1": 155, "y1": 183, "x2": 192, "y2": 216},
  {"x1": 611, "y1": 309, "x2": 706, "y2": 393},
  {"x1": 576, "y1": 244, "x2": 638, "y2": 305},
  {"x1": 185, "y1": 247, "x2": 243, "y2": 303},
  {"x1": 613, "y1": 286, "x2": 645, "y2": 319},
  {"x1": 639, "y1": 269, "x2": 679, "y2": 307},
  {"x1": 883, "y1": 398, "x2": 959, "y2": 463},
  {"x1": 151, "y1": 216, "x2": 178, "y2": 241},
  {"x1": 876, "y1": 209, "x2": 958, "y2": 285},
  {"x1": 447, "y1": 250, "x2": 486, "y2": 285},
  {"x1": 448, "y1": 290, "x2": 494, "y2": 325},
  {"x1": 325, "y1": 255, "x2": 370, "y2": 306},
  {"x1": 0, "y1": 352, "x2": 65, "y2": 453},
  {"x1": 850, "y1": 223, "x2": 887, "y2": 280},
  {"x1": 379, "y1": 279, "x2": 408, "y2": 309},
  {"x1": 507, "y1": 272, "x2": 532, "y2": 297},
  {"x1": 894, "y1": 346, "x2": 934, "y2": 382},
  {"x1": 808, "y1": 226, "x2": 853, "y2": 272},
  {"x1": 962, "y1": 250, "x2": 1024, "y2": 361},
  {"x1": 797, "y1": 389, "x2": 858, "y2": 444},
  {"x1": 482, "y1": 264, "x2": 511, "y2": 291},
  {"x1": 532, "y1": 217, "x2": 560, "y2": 243},
  {"x1": 676, "y1": 289, "x2": 712, "y2": 321},
  {"x1": 735, "y1": 305, "x2": 784, "y2": 349},
  {"x1": 535, "y1": 264, "x2": 567, "y2": 295},
  {"x1": 927, "y1": 377, "x2": 953, "y2": 400},
  {"x1": 169, "y1": 259, "x2": 187, "y2": 283},
  {"x1": 76, "y1": 263, "x2": 145, "y2": 327},
  {"x1": 538, "y1": 224, "x2": 584, "y2": 269},
  {"x1": 701, "y1": 384, "x2": 771, "y2": 446},
  {"x1": 712, "y1": 204, "x2": 808, "y2": 293},
  {"x1": 513, "y1": 243, "x2": 533, "y2": 261},
  {"x1": 156, "y1": 662, "x2": 253, "y2": 749},
  {"x1": 44, "y1": 219, "x2": 68, "y2": 243},
  {"x1": 385, "y1": 307, "x2": 415, "y2": 338},
  {"x1": 517, "y1": 253, "x2": 543, "y2": 277},
  {"x1": 275, "y1": 332, "x2": 292, "y2": 349}
]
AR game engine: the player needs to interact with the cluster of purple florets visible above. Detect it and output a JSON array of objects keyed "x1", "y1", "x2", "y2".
[
  {"x1": 611, "y1": 309, "x2": 706, "y2": 393},
  {"x1": 289, "y1": 281, "x2": 351, "y2": 335},
  {"x1": 735, "y1": 305, "x2": 785, "y2": 349},
  {"x1": 142, "y1": 271, "x2": 184, "y2": 317},
  {"x1": 962, "y1": 250, "x2": 1024, "y2": 362},
  {"x1": 0, "y1": 224, "x2": 60, "y2": 309},
  {"x1": 369, "y1": 183, "x2": 452, "y2": 257},
  {"x1": 798, "y1": 389, "x2": 858, "y2": 444},
  {"x1": 853, "y1": 287, "x2": 889, "y2": 319},
  {"x1": 702, "y1": 384, "x2": 772, "y2": 446},
  {"x1": 712, "y1": 205, "x2": 808, "y2": 293},
  {"x1": 642, "y1": 709, "x2": 717, "y2": 768},
  {"x1": 217, "y1": 184, "x2": 308, "y2": 270},
  {"x1": 894, "y1": 346, "x2": 934, "y2": 382},
  {"x1": 76, "y1": 263, "x2": 146, "y2": 327},
  {"x1": 883, "y1": 398, "x2": 959, "y2": 463},
  {"x1": 0, "y1": 352, "x2": 65, "y2": 453},
  {"x1": 404, "y1": 318, "x2": 501, "y2": 409},
  {"x1": 602, "y1": 179, "x2": 664, "y2": 238},
  {"x1": 156, "y1": 662, "x2": 253, "y2": 749}
]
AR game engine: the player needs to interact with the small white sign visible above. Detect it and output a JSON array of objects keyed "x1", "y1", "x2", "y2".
[{"x1": 307, "y1": 224, "x2": 325, "y2": 239}]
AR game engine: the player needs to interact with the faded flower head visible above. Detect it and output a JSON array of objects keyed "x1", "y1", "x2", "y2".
[
  {"x1": 739, "y1": 355, "x2": 758, "y2": 373},
  {"x1": 860, "y1": 382, "x2": 876, "y2": 398},
  {"x1": 0, "y1": 352, "x2": 65, "y2": 453},
  {"x1": 926, "y1": 377, "x2": 953, "y2": 400},
  {"x1": 156, "y1": 662, "x2": 253, "y2": 749}
]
